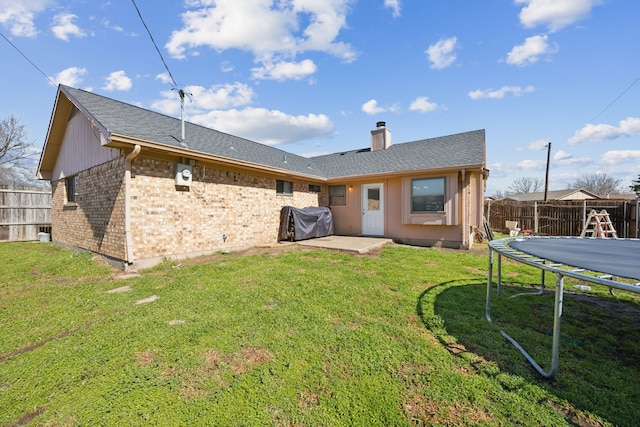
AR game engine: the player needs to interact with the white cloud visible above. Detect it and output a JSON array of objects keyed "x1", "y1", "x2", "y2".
[
  {"x1": 384, "y1": 0, "x2": 401, "y2": 18},
  {"x1": 425, "y1": 37, "x2": 457, "y2": 69},
  {"x1": 103, "y1": 70, "x2": 132, "y2": 91},
  {"x1": 506, "y1": 35, "x2": 557, "y2": 66},
  {"x1": 165, "y1": 0, "x2": 355, "y2": 80},
  {"x1": 220, "y1": 61, "x2": 234, "y2": 73},
  {"x1": 409, "y1": 96, "x2": 438, "y2": 113},
  {"x1": 519, "y1": 139, "x2": 549, "y2": 151},
  {"x1": 567, "y1": 117, "x2": 640, "y2": 145},
  {"x1": 189, "y1": 108, "x2": 333, "y2": 145},
  {"x1": 0, "y1": 0, "x2": 53, "y2": 37},
  {"x1": 601, "y1": 150, "x2": 640, "y2": 165},
  {"x1": 151, "y1": 82, "x2": 256, "y2": 116},
  {"x1": 51, "y1": 13, "x2": 86, "y2": 41},
  {"x1": 252, "y1": 59, "x2": 317, "y2": 81},
  {"x1": 51, "y1": 66, "x2": 87, "y2": 86},
  {"x1": 552, "y1": 150, "x2": 591, "y2": 166},
  {"x1": 553, "y1": 150, "x2": 571, "y2": 161},
  {"x1": 517, "y1": 159, "x2": 545, "y2": 169},
  {"x1": 468, "y1": 85, "x2": 535, "y2": 100},
  {"x1": 515, "y1": 0, "x2": 598, "y2": 32},
  {"x1": 155, "y1": 73, "x2": 174, "y2": 85},
  {"x1": 362, "y1": 99, "x2": 397, "y2": 115},
  {"x1": 101, "y1": 18, "x2": 136, "y2": 36}
]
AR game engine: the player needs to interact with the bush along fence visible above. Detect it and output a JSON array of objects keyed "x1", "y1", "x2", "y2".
[
  {"x1": 0, "y1": 185, "x2": 52, "y2": 242},
  {"x1": 485, "y1": 199, "x2": 639, "y2": 238}
]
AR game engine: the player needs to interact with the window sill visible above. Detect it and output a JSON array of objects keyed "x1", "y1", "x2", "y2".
[
  {"x1": 405, "y1": 213, "x2": 447, "y2": 225},
  {"x1": 63, "y1": 204, "x2": 78, "y2": 211}
]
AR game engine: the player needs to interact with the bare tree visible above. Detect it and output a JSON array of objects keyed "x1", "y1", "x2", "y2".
[
  {"x1": 506, "y1": 177, "x2": 544, "y2": 194},
  {"x1": 630, "y1": 174, "x2": 640, "y2": 197},
  {"x1": 566, "y1": 173, "x2": 623, "y2": 197},
  {"x1": 490, "y1": 189, "x2": 505, "y2": 199},
  {"x1": 0, "y1": 115, "x2": 37, "y2": 185}
]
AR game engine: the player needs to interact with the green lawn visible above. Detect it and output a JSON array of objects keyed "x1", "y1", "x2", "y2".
[{"x1": 0, "y1": 242, "x2": 638, "y2": 426}]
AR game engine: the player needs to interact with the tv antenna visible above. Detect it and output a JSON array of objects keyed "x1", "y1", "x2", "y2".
[{"x1": 174, "y1": 87, "x2": 192, "y2": 147}]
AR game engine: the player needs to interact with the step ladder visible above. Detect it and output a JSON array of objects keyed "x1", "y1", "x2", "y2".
[{"x1": 580, "y1": 209, "x2": 618, "y2": 238}]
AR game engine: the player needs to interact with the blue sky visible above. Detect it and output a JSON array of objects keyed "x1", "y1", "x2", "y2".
[{"x1": 1, "y1": 0, "x2": 638, "y2": 195}]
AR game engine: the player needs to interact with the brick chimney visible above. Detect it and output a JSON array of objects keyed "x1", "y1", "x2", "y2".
[{"x1": 371, "y1": 121, "x2": 392, "y2": 151}]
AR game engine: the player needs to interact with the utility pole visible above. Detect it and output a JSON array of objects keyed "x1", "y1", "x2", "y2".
[{"x1": 544, "y1": 142, "x2": 551, "y2": 202}]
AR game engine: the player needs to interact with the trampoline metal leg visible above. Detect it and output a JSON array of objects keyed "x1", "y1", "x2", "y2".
[
  {"x1": 486, "y1": 248, "x2": 494, "y2": 323},
  {"x1": 497, "y1": 253, "x2": 502, "y2": 296},
  {"x1": 486, "y1": 261, "x2": 564, "y2": 379},
  {"x1": 510, "y1": 268, "x2": 546, "y2": 299}
]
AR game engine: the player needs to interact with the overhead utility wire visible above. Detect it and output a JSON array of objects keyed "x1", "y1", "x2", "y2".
[
  {"x1": 131, "y1": 0, "x2": 178, "y2": 88},
  {"x1": 0, "y1": 30, "x2": 57, "y2": 87},
  {"x1": 588, "y1": 76, "x2": 640, "y2": 123}
]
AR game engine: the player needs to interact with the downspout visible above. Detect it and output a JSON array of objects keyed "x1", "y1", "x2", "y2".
[
  {"x1": 124, "y1": 145, "x2": 141, "y2": 265},
  {"x1": 460, "y1": 168, "x2": 468, "y2": 248}
]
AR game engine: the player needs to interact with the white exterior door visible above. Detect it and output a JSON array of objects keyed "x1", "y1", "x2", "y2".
[{"x1": 362, "y1": 183, "x2": 384, "y2": 236}]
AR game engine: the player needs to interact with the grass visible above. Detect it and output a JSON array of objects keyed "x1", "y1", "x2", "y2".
[{"x1": 0, "y1": 241, "x2": 638, "y2": 426}]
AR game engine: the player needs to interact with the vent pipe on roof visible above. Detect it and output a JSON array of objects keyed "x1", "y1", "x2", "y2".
[{"x1": 371, "y1": 121, "x2": 392, "y2": 151}]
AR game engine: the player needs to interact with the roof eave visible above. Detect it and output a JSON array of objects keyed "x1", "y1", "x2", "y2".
[
  {"x1": 325, "y1": 163, "x2": 485, "y2": 182},
  {"x1": 110, "y1": 134, "x2": 327, "y2": 182}
]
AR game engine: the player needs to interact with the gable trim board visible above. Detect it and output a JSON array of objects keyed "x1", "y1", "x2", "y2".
[{"x1": 38, "y1": 85, "x2": 487, "y2": 270}]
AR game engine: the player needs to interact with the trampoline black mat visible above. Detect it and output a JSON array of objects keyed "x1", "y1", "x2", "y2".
[{"x1": 509, "y1": 237, "x2": 640, "y2": 281}]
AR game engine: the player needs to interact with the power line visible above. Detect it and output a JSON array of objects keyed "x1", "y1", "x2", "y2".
[
  {"x1": 131, "y1": 0, "x2": 178, "y2": 88},
  {"x1": 0, "y1": 30, "x2": 57, "y2": 87},
  {"x1": 588, "y1": 76, "x2": 640, "y2": 123}
]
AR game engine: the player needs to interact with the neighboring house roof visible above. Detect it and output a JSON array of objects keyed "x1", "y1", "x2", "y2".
[
  {"x1": 501, "y1": 189, "x2": 601, "y2": 202},
  {"x1": 607, "y1": 193, "x2": 639, "y2": 200},
  {"x1": 38, "y1": 85, "x2": 486, "y2": 181}
]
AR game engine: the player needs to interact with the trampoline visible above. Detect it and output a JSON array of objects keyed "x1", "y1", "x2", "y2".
[{"x1": 486, "y1": 236, "x2": 640, "y2": 378}]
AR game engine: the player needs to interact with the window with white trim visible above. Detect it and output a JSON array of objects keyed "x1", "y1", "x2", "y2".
[
  {"x1": 66, "y1": 175, "x2": 78, "y2": 203},
  {"x1": 411, "y1": 178, "x2": 445, "y2": 213},
  {"x1": 329, "y1": 185, "x2": 346, "y2": 206},
  {"x1": 276, "y1": 180, "x2": 293, "y2": 195}
]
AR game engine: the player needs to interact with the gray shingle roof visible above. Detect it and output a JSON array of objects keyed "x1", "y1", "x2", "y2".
[
  {"x1": 312, "y1": 130, "x2": 485, "y2": 178},
  {"x1": 61, "y1": 85, "x2": 485, "y2": 180}
]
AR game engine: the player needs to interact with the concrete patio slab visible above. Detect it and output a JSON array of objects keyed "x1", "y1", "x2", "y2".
[{"x1": 295, "y1": 235, "x2": 393, "y2": 254}]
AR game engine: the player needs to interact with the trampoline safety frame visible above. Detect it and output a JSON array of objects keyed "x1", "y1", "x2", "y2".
[{"x1": 486, "y1": 236, "x2": 640, "y2": 379}]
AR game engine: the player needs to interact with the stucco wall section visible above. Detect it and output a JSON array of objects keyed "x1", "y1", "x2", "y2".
[
  {"x1": 51, "y1": 157, "x2": 127, "y2": 260},
  {"x1": 129, "y1": 157, "x2": 323, "y2": 262}
]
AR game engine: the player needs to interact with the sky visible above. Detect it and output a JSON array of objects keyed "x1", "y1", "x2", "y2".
[{"x1": 0, "y1": 0, "x2": 638, "y2": 196}]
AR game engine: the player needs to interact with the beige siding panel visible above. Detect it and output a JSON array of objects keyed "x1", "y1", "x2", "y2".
[{"x1": 52, "y1": 111, "x2": 120, "y2": 180}]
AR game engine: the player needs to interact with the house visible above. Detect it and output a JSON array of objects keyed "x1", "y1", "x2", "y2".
[
  {"x1": 37, "y1": 85, "x2": 488, "y2": 270},
  {"x1": 501, "y1": 189, "x2": 601, "y2": 202}
]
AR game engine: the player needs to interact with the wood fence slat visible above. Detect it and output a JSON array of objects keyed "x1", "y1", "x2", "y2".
[
  {"x1": 0, "y1": 185, "x2": 52, "y2": 242},
  {"x1": 485, "y1": 199, "x2": 638, "y2": 238}
]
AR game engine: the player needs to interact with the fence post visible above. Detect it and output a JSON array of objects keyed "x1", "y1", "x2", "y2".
[
  {"x1": 534, "y1": 201, "x2": 538, "y2": 234},
  {"x1": 582, "y1": 200, "x2": 587, "y2": 232}
]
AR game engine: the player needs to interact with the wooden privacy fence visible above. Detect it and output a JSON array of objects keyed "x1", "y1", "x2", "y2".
[
  {"x1": 485, "y1": 199, "x2": 639, "y2": 238},
  {"x1": 0, "y1": 186, "x2": 52, "y2": 242}
]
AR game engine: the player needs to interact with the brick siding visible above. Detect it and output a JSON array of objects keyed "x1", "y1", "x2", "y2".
[
  {"x1": 51, "y1": 157, "x2": 127, "y2": 261},
  {"x1": 129, "y1": 157, "x2": 324, "y2": 261},
  {"x1": 51, "y1": 154, "x2": 326, "y2": 267}
]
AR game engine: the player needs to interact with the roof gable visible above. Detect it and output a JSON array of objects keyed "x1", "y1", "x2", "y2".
[{"x1": 38, "y1": 85, "x2": 486, "y2": 181}]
